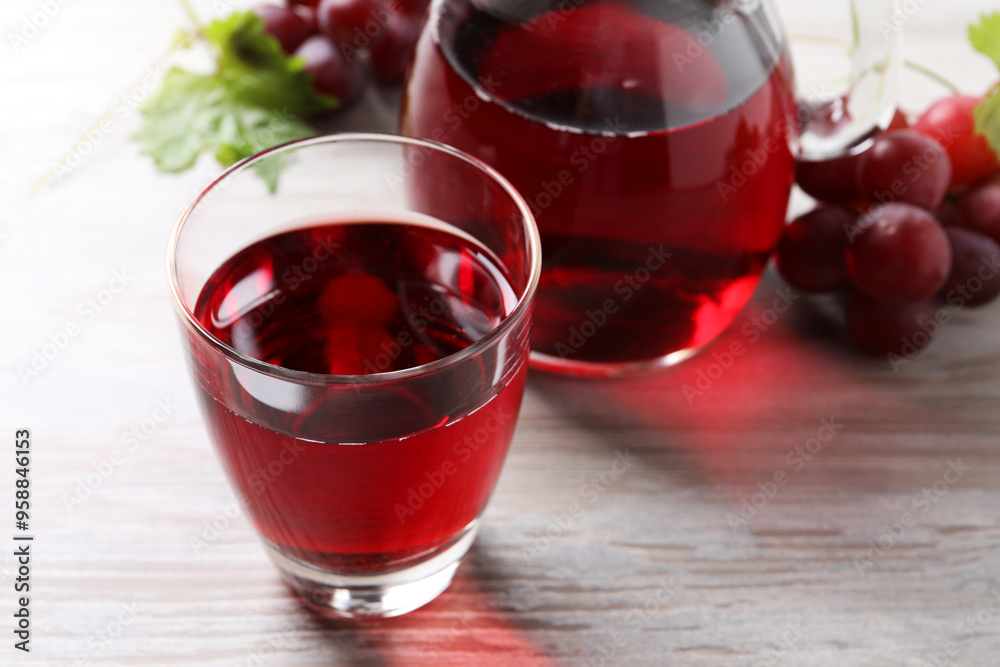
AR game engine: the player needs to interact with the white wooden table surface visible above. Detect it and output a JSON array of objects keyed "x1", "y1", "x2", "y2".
[{"x1": 3, "y1": 1, "x2": 1000, "y2": 665}]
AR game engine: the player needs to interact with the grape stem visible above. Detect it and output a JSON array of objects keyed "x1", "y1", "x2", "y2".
[
  {"x1": 177, "y1": 0, "x2": 204, "y2": 31},
  {"x1": 31, "y1": 0, "x2": 207, "y2": 195},
  {"x1": 789, "y1": 34, "x2": 962, "y2": 94},
  {"x1": 904, "y1": 60, "x2": 962, "y2": 94},
  {"x1": 30, "y1": 43, "x2": 182, "y2": 195}
]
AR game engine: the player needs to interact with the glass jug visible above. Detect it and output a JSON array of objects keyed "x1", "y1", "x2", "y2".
[{"x1": 401, "y1": 0, "x2": 901, "y2": 376}]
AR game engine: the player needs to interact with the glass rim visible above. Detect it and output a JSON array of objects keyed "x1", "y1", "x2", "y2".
[{"x1": 166, "y1": 132, "x2": 542, "y2": 386}]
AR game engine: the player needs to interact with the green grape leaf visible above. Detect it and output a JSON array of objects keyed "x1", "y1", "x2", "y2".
[
  {"x1": 974, "y1": 86, "x2": 1000, "y2": 159},
  {"x1": 135, "y1": 12, "x2": 334, "y2": 190},
  {"x1": 969, "y1": 13, "x2": 1000, "y2": 70}
]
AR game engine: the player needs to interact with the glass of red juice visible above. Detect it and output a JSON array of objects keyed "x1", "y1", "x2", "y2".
[
  {"x1": 166, "y1": 134, "x2": 541, "y2": 618},
  {"x1": 401, "y1": 0, "x2": 901, "y2": 376}
]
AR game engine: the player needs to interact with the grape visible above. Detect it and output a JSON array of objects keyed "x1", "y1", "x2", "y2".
[
  {"x1": 887, "y1": 108, "x2": 910, "y2": 132},
  {"x1": 935, "y1": 199, "x2": 966, "y2": 227},
  {"x1": 958, "y1": 174, "x2": 1000, "y2": 244},
  {"x1": 290, "y1": 4, "x2": 319, "y2": 34},
  {"x1": 938, "y1": 227, "x2": 1000, "y2": 307},
  {"x1": 252, "y1": 4, "x2": 312, "y2": 54},
  {"x1": 856, "y1": 130, "x2": 952, "y2": 211},
  {"x1": 914, "y1": 94, "x2": 1000, "y2": 190},
  {"x1": 398, "y1": 0, "x2": 431, "y2": 18},
  {"x1": 846, "y1": 202, "x2": 951, "y2": 302},
  {"x1": 288, "y1": 0, "x2": 321, "y2": 7},
  {"x1": 369, "y1": 14, "x2": 423, "y2": 83},
  {"x1": 846, "y1": 291, "x2": 941, "y2": 356},
  {"x1": 795, "y1": 109, "x2": 909, "y2": 204},
  {"x1": 795, "y1": 152, "x2": 864, "y2": 203},
  {"x1": 775, "y1": 206, "x2": 853, "y2": 292},
  {"x1": 295, "y1": 35, "x2": 367, "y2": 106},
  {"x1": 318, "y1": 0, "x2": 388, "y2": 48}
]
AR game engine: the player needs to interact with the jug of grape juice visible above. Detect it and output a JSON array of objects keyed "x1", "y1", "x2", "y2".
[{"x1": 402, "y1": 0, "x2": 901, "y2": 375}]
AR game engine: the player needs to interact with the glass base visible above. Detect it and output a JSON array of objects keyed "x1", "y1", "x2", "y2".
[
  {"x1": 264, "y1": 522, "x2": 479, "y2": 619},
  {"x1": 529, "y1": 345, "x2": 704, "y2": 378}
]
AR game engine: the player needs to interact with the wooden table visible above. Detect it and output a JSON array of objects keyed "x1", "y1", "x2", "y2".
[{"x1": 4, "y1": 0, "x2": 1000, "y2": 664}]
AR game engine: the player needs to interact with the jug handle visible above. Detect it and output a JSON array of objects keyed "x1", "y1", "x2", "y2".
[{"x1": 797, "y1": 0, "x2": 903, "y2": 161}]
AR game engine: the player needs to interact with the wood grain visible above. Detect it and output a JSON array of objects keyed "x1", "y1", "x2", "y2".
[{"x1": 3, "y1": 0, "x2": 1000, "y2": 664}]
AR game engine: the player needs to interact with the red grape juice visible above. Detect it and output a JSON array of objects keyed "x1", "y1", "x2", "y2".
[
  {"x1": 402, "y1": 0, "x2": 798, "y2": 368},
  {"x1": 190, "y1": 216, "x2": 527, "y2": 572}
]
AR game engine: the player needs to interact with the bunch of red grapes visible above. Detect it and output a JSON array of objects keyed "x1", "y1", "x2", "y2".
[
  {"x1": 777, "y1": 94, "x2": 1000, "y2": 358},
  {"x1": 253, "y1": 0, "x2": 430, "y2": 107}
]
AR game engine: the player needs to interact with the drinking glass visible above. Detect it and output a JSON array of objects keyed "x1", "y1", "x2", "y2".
[
  {"x1": 166, "y1": 134, "x2": 541, "y2": 618},
  {"x1": 401, "y1": 0, "x2": 901, "y2": 376}
]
